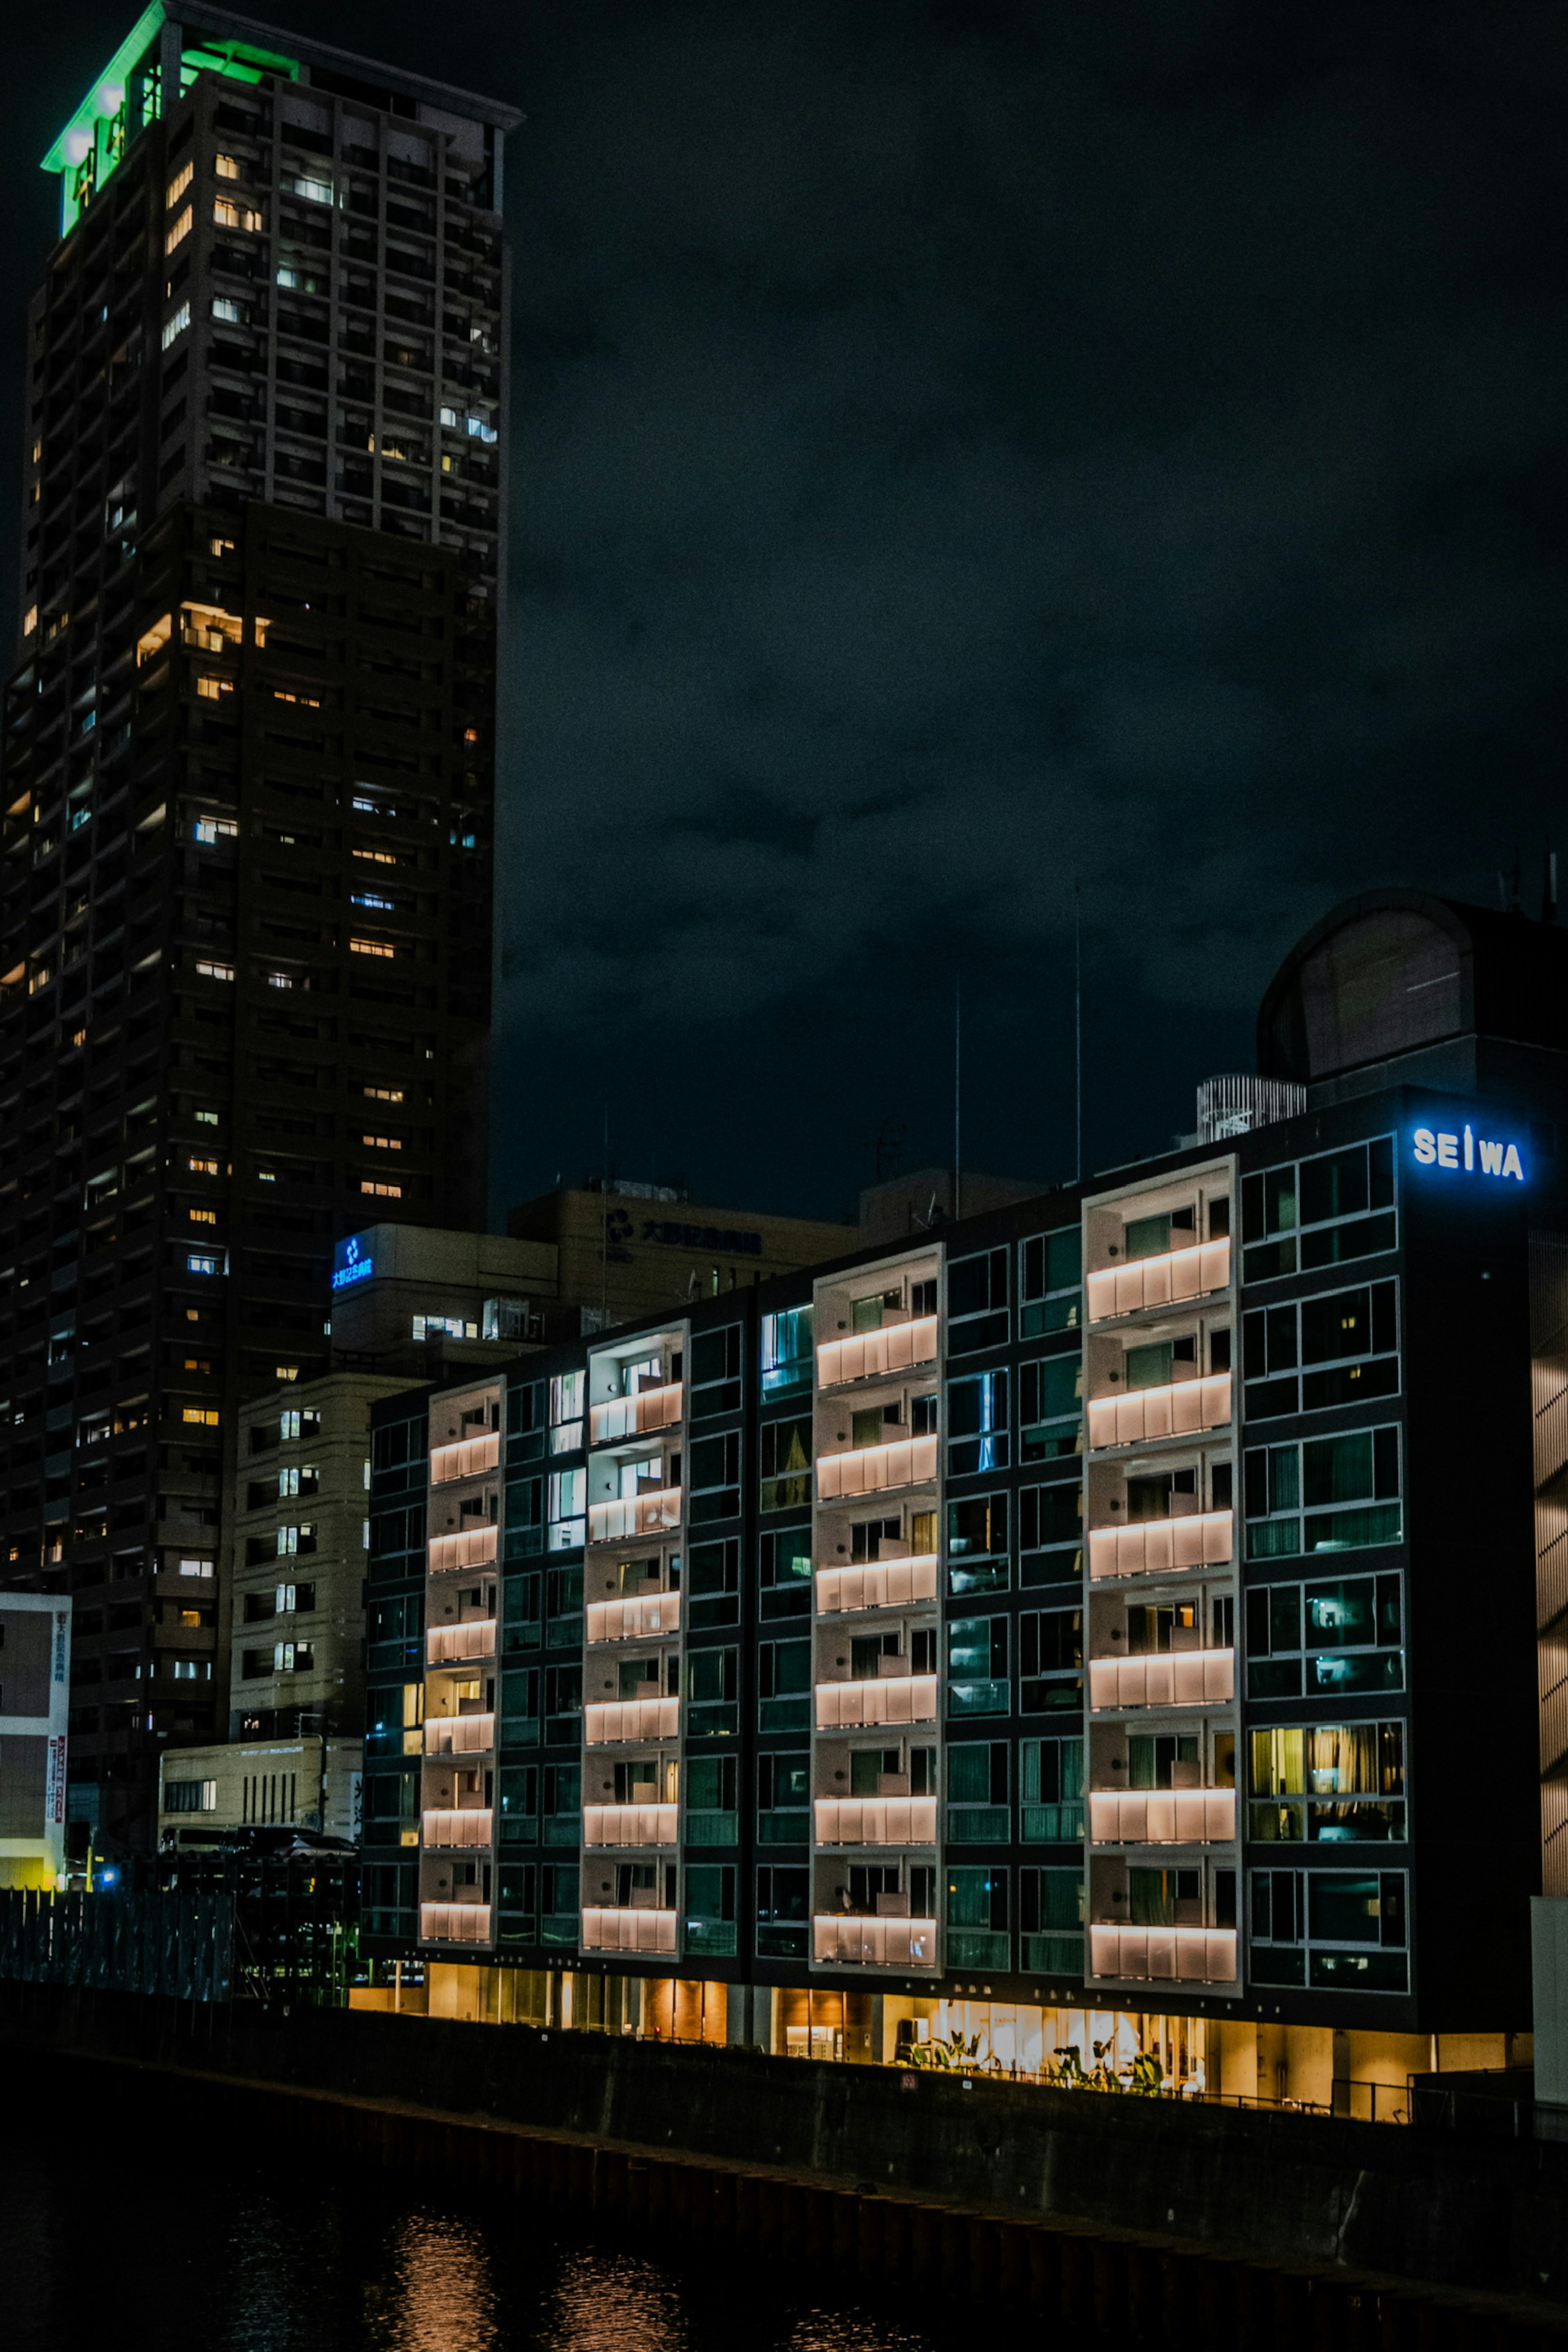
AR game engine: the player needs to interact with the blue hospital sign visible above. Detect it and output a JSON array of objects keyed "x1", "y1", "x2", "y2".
[
  {"x1": 332, "y1": 1233, "x2": 375, "y2": 1290},
  {"x1": 1410, "y1": 1123, "x2": 1525, "y2": 1181}
]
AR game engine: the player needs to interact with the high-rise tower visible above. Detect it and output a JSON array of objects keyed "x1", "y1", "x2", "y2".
[{"x1": 0, "y1": 8, "x2": 519, "y2": 1856}]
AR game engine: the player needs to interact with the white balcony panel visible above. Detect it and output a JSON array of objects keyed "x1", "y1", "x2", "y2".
[
  {"x1": 816, "y1": 1316, "x2": 939, "y2": 1390},
  {"x1": 1088, "y1": 1788, "x2": 1236, "y2": 1844},
  {"x1": 586, "y1": 1592, "x2": 682, "y2": 1644},
  {"x1": 590, "y1": 1383, "x2": 684, "y2": 1444},
  {"x1": 583, "y1": 1802, "x2": 678, "y2": 1848},
  {"x1": 1089, "y1": 1924, "x2": 1237, "y2": 1984},
  {"x1": 584, "y1": 1696, "x2": 681, "y2": 1744},
  {"x1": 1088, "y1": 1649, "x2": 1234, "y2": 1710},
  {"x1": 813, "y1": 1796, "x2": 938, "y2": 1847},
  {"x1": 815, "y1": 1556, "x2": 940, "y2": 1615},
  {"x1": 1089, "y1": 1510, "x2": 1233, "y2": 1580},
  {"x1": 1087, "y1": 1374, "x2": 1232, "y2": 1451},
  {"x1": 428, "y1": 1525, "x2": 498, "y2": 1575},
  {"x1": 813, "y1": 1915, "x2": 937, "y2": 1968},
  {"x1": 426, "y1": 1620, "x2": 497, "y2": 1665},
  {"x1": 423, "y1": 1713, "x2": 496, "y2": 1756},
  {"x1": 430, "y1": 1432, "x2": 501, "y2": 1484},
  {"x1": 1087, "y1": 1240, "x2": 1231, "y2": 1325},
  {"x1": 420, "y1": 1901, "x2": 492, "y2": 1944},
  {"x1": 814, "y1": 1675, "x2": 938, "y2": 1730},
  {"x1": 817, "y1": 1434, "x2": 938, "y2": 1502},
  {"x1": 582, "y1": 1905, "x2": 677, "y2": 1955},
  {"x1": 588, "y1": 1488, "x2": 683, "y2": 1543},
  {"x1": 421, "y1": 1808, "x2": 494, "y2": 1848}
]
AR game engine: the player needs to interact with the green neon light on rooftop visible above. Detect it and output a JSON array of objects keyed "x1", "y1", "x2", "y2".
[{"x1": 42, "y1": 7, "x2": 298, "y2": 236}]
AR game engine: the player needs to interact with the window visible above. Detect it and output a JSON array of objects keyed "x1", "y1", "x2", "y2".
[
  {"x1": 687, "y1": 1430, "x2": 739, "y2": 1523},
  {"x1": 688, "y1": 1538, "x2": 739, "y2": 1628},
  {"x1": 756, "y1": 1864, "x2": 809, "y2": 1957},
  {"x1": 164, "y1": 1777, "x2": 217, "y2": 1814},
  {"x1": 947, "y1": 1248, "x2": 1008, "y2": 1354},
  {"x1": 947, "y1": 1742, "x2": 1009, "y2": 1842},
  {"x1": 1021, "y1": 1737, "x2": 1084, "y2": 1841},
  {"x1": 350, "y1": 937, "x2": 395, "y2": 959},
  {"x1": 946, "y1": 1866, "x2": 1008, "y2": 1966},
  {"x1": 195, "y1": 960, "x2": 234, "y2": 982},
  {"x1": 502, "y1": 1666, "x2": 540, "y2": 1745},
  {"x1": 498, "y1": 1764, "x2": 538, "y2": 1846},
  {"x1": 165, "y1": 205, "x2": 193, "y2": 254},
  {"x1": 1019, "y1": 1607, "x2": 1083, "y2": 1713},
  {"x1": 1020, "y1": 1228, "x2": 1081, "y2": 1337},
  {"x1": 757, "y1": 1637, "x2": 809, "y2": 1732},
  {"x1": 946, "y1": 1492, "x2": 1007, "y2": 1595},
  {"x1": 1018, "y1": 1479, "x2": 1082, "y2": 1584},
  {"x1": 194, "y1": 817, "x2": 238, "y2": 847},
  {"x1": 547, "y1": 1467, "x2": 584, "y2": 1551},
  {"x1": 1243, "y1": 1279, "x2": 1399, "y2": 1421},
  {"x1": 687, "y1": 1645, "x2": 739, "y2": 1739},
  {"x1": 161, "y1": 303, "x2": 191, "y2": 350},
  {"x1": 1019, "y1": 1868, "x2": 1084, "y2": 1973},
  {"x1": 1244, "y1": 1425, "x2": 1401, "y2": 1557},
  {"x1": 761, "y1": 1305, "x2": 813, "y2": 1397},
  {"x1": 686, "y1": 1755, "x2": 738, "y2": 1846},
  {"x1": 1019, "y1": 1353, "x2": 1082, "y2": 1462},
  {"x1": 759, "y1": 1414, "x2": 812, "y2": 1513},
  {"x1": 690, "y1": 1324, "x2": 742, "y2": 1419},
  {"x1": 947, "y1": 1368, "x2": 1008, "y2": 1476},
  {"x1": 757, "y1": 1753, "x2": 810, "y2": 1842},
  {"x1": 1242, "y1": 1137, "x2": 1396, "y2": 1284},
  {"x1": 166, "y1": 163, "x2": 194, "y2": 207},
  {"x1": 947, "y1": 1616, "x2": 1009, "y2": 1716},
  {"x1": 1247, "y1": 1572, "x2": 1403, "y2": 1699},
  {"x1": 759, "y1": 1522, "x2": 812, "y2": 1620},
  {"x1": 545, "y1": 1565, "x2": 582, "y2": 1650},
  {"x1": 292, "y1": 174, "x2": 335, "y2": 205},
  {"x1": 683, "y1": 1863, "x2": 737, "y2": 1957},
  {"x1": 548, "y1": 1370, "x2": 584, "y2": 1449},
  {"x1": 543, "y1": 1664, "x2": 581, "y2": 1742},
  {"x1": 181, "y1": 1407, "x2": 219, "y2": 1427},
  {"x1": 214, "y1": 196, "x2": 263, "y2": 232},
  {"x1": 541, "y1": 1863, "x2": 579, "y2": 1945},
  {"x1": 1250, "y1": 1721, "x2": 1405, "y2": 1843},
  {"x1": 1251, "y1": 1868, "x2": 1408, "y2": 1992},
  {"x1": 361, "y1": 1181, "x2": 403, "y2": 1199}
]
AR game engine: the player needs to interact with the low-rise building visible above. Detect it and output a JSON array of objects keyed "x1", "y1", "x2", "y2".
[
  {"x1": 158, "y1": 1735, "x2": 361, "y2": 1848},
  {"x1": 0, "y1": 1594, "x2": 71, "y2": 1888}
]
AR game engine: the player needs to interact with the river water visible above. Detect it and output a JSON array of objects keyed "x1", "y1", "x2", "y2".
[{"x1": 4, "y1": 2133, "x2": 965, "y2": 2352}]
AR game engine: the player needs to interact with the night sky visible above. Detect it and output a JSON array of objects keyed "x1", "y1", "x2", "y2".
[{"x1": 5, "y1": 4, "x2": 1565, "y2": 1225}]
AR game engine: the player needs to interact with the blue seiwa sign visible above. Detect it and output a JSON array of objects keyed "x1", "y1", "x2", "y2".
[
  {"x1": 1410, "y1": 1123, "x2": 1525, "y2": 1181},
  {"x1": 331, "y1": 1234, "x2": 375, "y2": 1290}
]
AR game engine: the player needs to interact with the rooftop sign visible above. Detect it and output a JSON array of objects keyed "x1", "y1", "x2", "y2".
[
  {"x1": 1410, "y1": 1123, "x2": 1525, "y2": 1181},
  {"x1": 331, "y1": 1234, "x2": 375, "y2": 1290}
]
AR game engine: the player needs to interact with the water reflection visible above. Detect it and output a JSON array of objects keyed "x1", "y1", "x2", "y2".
[
  {"x1": 371, "y1": 2214, "x2": 501, "y2": 2352},
  {"x1": 543, "y1": 2249, "x2": 685, "y2": 2352}
]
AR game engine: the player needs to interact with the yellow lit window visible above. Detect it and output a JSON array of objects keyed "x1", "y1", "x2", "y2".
[
  {"x1": 22, "y1": 605, "x2": 38, "y2": 638},
  {"x1": 195, "y1": 960, "x2": 234, "y2": 983},
  {"x1": 182, "y1": 1407, "x2": 220, "y2": 1427},
  {"x1": 350, "y1": 938, "x2": 394, "y2": 959},
  {"x1": 196, "y1": 675, "x2": 233, "y2": 701},
  {"x1": 165, "y1": 206, "x2": 193, "y2": 255},
  {"x1": 183, "y1": 601, "x2": 245, "y2": 651},
  {"x1": 352, "y1": 848, "x2": 397, "y2": 866},
  {"x1": 363, "y1": 1086, "x2": 404, "y2": 1102},
  {"x1": 362, "y1": 1134, "x2": 403, "y2": 1150},
  {"x1": 187, "y1": 1156, "x2": 220, "y2": 1175},
  {"x1": 209, "y1": 537, "x2": 236, "y2": 558},
  {"x1": 361, "y1": 1181, "x2": 403, "y2": 1198},
  {"x1": 272, "y1": 689, "x2": 320, "y2": 708},
  {"x1": 183, "y1": 1359, "x2": 214, "y2": 1375},
  {"x1": 166, "y1": 163, "x2": 194, "y2": 207},
  {"x1": 136, "y1": 613, "x2": 173, "y2": 665},
  {"x1": 214, "y1": 197, "x2": 263, "y2": 233},
  {"x1": 189, "y1": 1208, "x2": 218, "y2": 1225},
  {"x1": 216, "y1": 154, "x2": 241, "y2": 182}
]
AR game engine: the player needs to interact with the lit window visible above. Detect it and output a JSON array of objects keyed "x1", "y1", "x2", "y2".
[
  {"x1": 466, "y1": 415, "x2": 498, "y2": 443},
  {"x1": 266, "y1": 973, "x2": 294, "y2": 990},
  {"x1": 195, "y1": 1110, "x2": 219, "y2": 1125},
  {"x1": 194, "y1": 817, "x2": 238, "y2": 846},
  {"x1": 194, "y1": 960, "x2": 234, "y2": 983},
  {"x1": 271, "y1": 690, "x2": 321, "y2": 708},
  {"x1": 363, "y1": 1086, "x2": 404, "y2": 1102},
  {"x1": 214, "y1": 197, "x2": 263, "y2": 233},
  {"x1": 187, "y1": 1157, "x2": 219, "y2": 1176},
  {"x1": 216, "y1": 154, "x2": 241, "y2": 181},
  {"x1": 292, "y1": 175, "x2": 334, "y2": 205},
  {"x1": 136, "y1": 614, "x2": 173, "y2": 664},
  {"x1": 165, "y1": 206, "x2": 193, "y2": 255},
  {"x1": 362, "y1": 1134, "x2": 403, "y2": 1150},
  {"x1": 27, "y1": 966, "x2": 53, "y2": 996},
  {"x1": 182, "y1": 1407, "x2": 220, "y2": 1427},
  {"x1": 166, "y1": 163, "x2": 194, "y2": 207},
  {"x1": 257, "y1": 1170, "x2": 277, "y2": 1183},
  {"x1": 186, "y1": 1255, "x2": 220, "y2": 1277},
  {"x1": 196, "y1": 675, "x2": 233, "y2": 701},
  {"x1": 439, "y1": 406, "x2": 460, "y2": 428},
  {"x1": 171, "y1": 1659, "x2": 212, "y2": 1681},
  {"x1": 352, "y1": 891, "x2": 396, "y2": 911},
  {"x1": 212, "y1": 298, "x2": 243, "y2": 325},
  {"x1": 350, "y1": 938, "x2": 394, "y2": 959},
  {"x1": 276, "y1": 1365, "x2": 299, "y2": 1383},
  {"x1": 22, "y1": 605, "x2": 37, "y2": 638},
  {"x1": 161, "y1": 303, "x2": 191, "y2": 350},
  {"x1": 178, "y1": 1559, "x2": 215, "y2": 1577},
  {"x1": 352, "y1": 848, "x2": 397, "y2": 866},
  {"x1": 189, "y1": 1208, "x2": 218, "y2": 1226},
  {"x1": 361, "y1": 1181, "x2": 403, "y2": 1198}
]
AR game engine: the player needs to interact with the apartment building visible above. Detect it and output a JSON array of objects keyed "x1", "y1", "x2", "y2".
[
  {"x1": 0, "y1": 9, "x2": 518, "y2": 1856},
  {"x1": 359, "y1": 891, "x2": 1563, "y2": 2106}
]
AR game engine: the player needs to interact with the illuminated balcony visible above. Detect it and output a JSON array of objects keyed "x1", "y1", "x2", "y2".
[
  {"x1": 582, "y1": 1904, "x2": 677, "y2": 1955},
  {"x1": 590, "y1": 1383, "x2": 684, "y2": 1444},
  {"x1": 814, "y1": 1674, "x2": 938, "y2": 1730},
  {"x1": 813, "y1": 1796, "x2": 938, "y2": 1847},
  {"x1": 420, "y1": 1901, "x2": 491, "y2": 1944},
  {"x1": 813, "y1": 1914, "x2": 937, "y2": 1969},
  {"x1": 815, "y1": 1556, "x2": 939, "y2": 1615},
  {"x1": 1089, "y1": 1924, "x2": 1237, "y2": 1984},
  {"x1": 586, "y1": 1592, "x2": 682, "y2": 1644},
  {"x1": 428, "y1": 1526, "x2": 497, "y2": 1574},
  {"x1": 588, "y1": 1488, "x2": 682, "y2": 1543},
  {"x1": 423, "y1": 1713, "x2": 496, "y2": 1756},
  {"x1": 1088, "y1": 1510, "x2": 1232, "y2": 1580},
  {"x1": 1088, "y1": 1649, "x2": 1234, "y2": 1710},
  {"x1": 584, "y1": 1696, "x2": 681, "y2": 1744},
  {"x1": 430, "y1": 1431, "x2": 500, "y2": 1483},
  {"x1": 421, "y1": 1808, "x2": 493, "y2": 1848},
  {"x1": 583, "y1": 1803, "x2": 678, "y2": 1847},
  {"x1": 1088, "y1": 1789, "x2": 1236, "y2": 1844},
  {"x1": 1087, "y1": 1374, "x2": 1231, "y2": 1451},
  {"x1": 426, "y1": 1620, "x2": 497, "y2": 1666},
  {"x1": 817, "y1": 1316, "x2": 939, "y2": 1390},
  {"x1": 1087, "y1": 1240, "x2": 1230, "y2": 1324},
  {"x1": 817, "y1": 1433, "x2": 938, "y2": 1503}
]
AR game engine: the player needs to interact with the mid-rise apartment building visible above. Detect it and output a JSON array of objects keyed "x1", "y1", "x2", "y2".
[
  {"x1": 361, "y1": 891, "x2": 1560, "y2": 2104},
  {"x1": 0, "y1": 10, "x2": 519, "y2": 1857}
]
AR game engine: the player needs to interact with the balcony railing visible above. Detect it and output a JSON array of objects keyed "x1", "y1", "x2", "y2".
[
  {"x1": 1089, "y1": 1923, "x2": 1237, "y2": 1983},
  {"x1": 582, "y1": 1904, "x2": 677, "y2": 1955},
  {"x1": 428, "y1": 1526, "x2": 497, "y2": 1574},
  {"x1": 421, "y1": 1808, "x2": 493, "y2": 1848},
  {"x1": 590, "y1": 1383, "x2": 684, "y2": 1444},
  {"x1": 1087, "y1": 1239, "x2": 1231, "y2": 1324},
  {"x1": 430, "y1": 1431, "x2": 500, "y2": 1483},
  {"x1": 1088, "y1": 1649, "x2": 1234, "y2": 1710},
  {"x1": 420, "y1": 1901, "x2": 492, "y2": 1944},
  {"x1": 1087, "y1": 1374, "x2": 1232, "y2": 1451},
  {"x1": 813, "y1": 1796, "x2": 938, "y2": 1847},
  {"x1": 817, "y1": 1315, "x2": 939, "y2": 1390},
  {"x1": 423, "y1": 1712, "x2": 496, "y2": 1756},
  {"x1": 812, "y1": 1914, "x2": 937, "y2": 1968},
  {"x1": 586, "y1": 1592, "x2": 682, "y2": 1644},
  {"x1": 815, "y1": 1556, "x2": 938, "y2": 1615},
  {"x1": 1088, "y1": 1788, "x2": 1236, "y2": 1844},
  {"x1": 1088, "y1": 1510, "x2": 1233, "y2": 1580},
  {"x1": 817, "y1": 1433, "x2": 938, "y2": 1502},
  {"x1": 583, "y1": 1802, "x2": 678, "y2": 1847},
  {"x1": 426, "y1": 1620, "x2": 497, "y2": 1665},
  {"x1": 814, "y1": 1674, "x2": 938, "y2": 1730},
  {"x1": 584, "y1": 1696, "x2": 680, "y2": 1744},
  {"x1": 588, "y1": 1488, "x2": 683, "y2": 1543}
]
